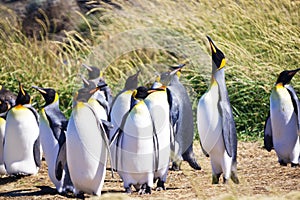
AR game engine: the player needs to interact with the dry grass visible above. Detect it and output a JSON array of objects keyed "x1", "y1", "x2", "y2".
[{"x1": 1, "y1": 142, "x2": 300, "y2": 199}]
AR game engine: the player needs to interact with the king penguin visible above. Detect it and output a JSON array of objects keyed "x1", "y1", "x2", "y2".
[
  {"x1": 197, "y1": 36, "x2": 239, "y2": 184},
  {"x1": 264, "y1": 68, "x2": 300, "y2": 167},
  {"x1": 166, "y1": 64, "x2": 201, "y2": 171},
  {"x1": 0, "y1": 99, "x2": 10, "y2": 175},
  {"x1": 4, "y1": 82, "x2": 41, "y2": 175},
  {"x1": 109, "y1": 70, "x2": 140, "y2": 141},
  {"x1": 32, "y1": 86, "x2": 74, "y2": 193},
  {"x1": 66, "y1": 86, "x2": 110, "y2": 196},
  {"x1": 112, "y1": 85, "x2": 171, "y2": 194}
]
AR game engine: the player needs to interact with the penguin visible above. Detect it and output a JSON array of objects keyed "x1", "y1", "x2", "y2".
[
  {"x1": 66, "y1": 86, "x2": 110, "y2": 196},
  {"x1": 3, "y1": 82, "x2": 41, "y2": 175},
  {"x1": 109, "y1": 70, "x2": 140, "y2": 141},
  {"x1": 81, "y1": 75, "x2": 109, "y2": 120},
  {"x1": 166, "y1": 64, "x2": 201, "y2": 171},
  {"x1": 0, "y1": 85, "x2": 17, "y2": 108},
  {"x1": 264, "y1": 68, "x2": 300, "y2": 167},
  {"x1": 32, "y1": 86, "x2": 74, "y2": 193},
  {"x1": 197, "y1": 36, "x2": 239, "y2": 184},
  {"x1": 112, "y1": 86, "x2": 171, "y2": 194},
  {"x1": 0, "y1": 99, "x2": 10, "y2": 175},
  {"x1": 82, "y1": 64, "x2": 113, "y2": 107}
]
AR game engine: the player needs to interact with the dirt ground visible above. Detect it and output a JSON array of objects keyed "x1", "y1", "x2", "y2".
[{"x1": 1, "y1": 141, "x2": 300, "y2": 200}]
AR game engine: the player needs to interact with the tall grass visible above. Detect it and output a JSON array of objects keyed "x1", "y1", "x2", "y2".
[{"x1": 0, "y1": 0, "x2": 299, "y2": 140}]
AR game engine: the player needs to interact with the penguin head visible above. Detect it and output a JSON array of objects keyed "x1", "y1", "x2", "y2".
[
  {"x1": 158, "y1": 67, "x2": 182, "y2": 86},
  {"x1": 207, "y1": 36, "x2": 226, "y2": 71},
  {"x1": 169, "y1": 63, "x2": 186, "y2": 78},
  {"x1": 275, "y1": 68, "x2": 300, "y2": 86},
  {"x1": 124, "y1": 70, "x2": 141, "y2": 90},
  {"x1": 134, "y1": 86, "x2": 149, "y2": 99},
  {"x1": 82, "y1": 64, "x2": 101, "y2": 80},
  {"x1": 80, "y1": 74, "x2": 97, "y2": 89},
  {"x1": 16, "y1": 82, "x2": 31, "y2": 105},
  {"x1": 0, "y1": 99, "x2": 10, "y2": 114},
  {"x1": 97, "y1": 77, "x2": 108, "y2": 90},
  {"x1": 75, "y1": 87, "x2": 96, "y2": 102},
  {"x1": 32, "y1": 86, "x2": 58, "y2": 106}
]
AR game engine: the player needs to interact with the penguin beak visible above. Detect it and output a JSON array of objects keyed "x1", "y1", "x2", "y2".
[
  {"x1": 19, "y1": 82, "x2": 26, "y2": 96},
  {"x1": 90, "y1": 87, "x2": 99, "y2": 95},
  {"x1": 207, "y1": 35, "x2": 217, "y2": 54},
  {"x1": 32, "y1": 86, "x2": 47, "y2": 94},
  {"x1": 80, "y1": 74, "x2": 90, "y2": 86},
  {"x1": 82, "y1": 63, "x2": 93, "y2": 72}
]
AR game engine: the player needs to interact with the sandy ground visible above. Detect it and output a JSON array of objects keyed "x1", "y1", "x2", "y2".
[{"x1": 1, "y1": 141, "x2": 300, "y2": 200}]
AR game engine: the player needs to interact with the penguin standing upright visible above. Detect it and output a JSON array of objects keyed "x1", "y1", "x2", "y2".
[
  {"x1": 66, "y1": 87, "x2": 110, "y2": 196},
  {"x1": 32, "y1": 86, "x2": 74, "y2": 193},
  {"x1": 109, "y1": 71, "x2": 140, "y2": 141},
  {"x1": 4, "y1": 82, "x2": 41, "y2": 175},
  {"x1": 166, "y1": 64, "x2": 201, "y2": 170},
  {"x1": 264, "y1": 68, "x2": 300, "y2": 166},
  {"x1": 112, "y1": 85, "x2": 171, "y2": 194},
  {"x1": 0, "y1": 99, "x2": 10, "y2": 175},
  {"x1": 197, "y1": 36, "x2": 239, "y2": 184}
]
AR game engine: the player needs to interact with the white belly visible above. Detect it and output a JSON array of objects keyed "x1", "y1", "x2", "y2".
[
  {"x1": 66, "y1": 103, "x2": 108, "y2": 195},
  {"x1": 0, "y1": 117, "x2": 7, "y2": 175},
  {"x1": 4, "y1": 107, "x2": 39, "y2": 175},
  {"x1": 197, "y1": 85, "x2": 223, "y2": 154},
  {"x1": 270, "y1": 89, "x2": 300, "y2": 162},
  {"x1": 39, "y1": 114, "x2": 64, "y2": 192}
]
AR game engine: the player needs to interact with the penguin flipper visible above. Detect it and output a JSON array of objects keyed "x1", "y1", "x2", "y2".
[
  {"x1": 55, "y1": 141, "x2": 67, "y2": 181},
  {"x1": 263, "y1": 113, "x2": 273, "y2": 152},
  {"x1": 33, "y1": 136, "x2": 41, "y2": 167},
  {"x1": 199, "y1": 139, "x2": 209, "y2": 157},
  {"x1": 286, "y1": 85, "x2": 300, "y2": 131}
]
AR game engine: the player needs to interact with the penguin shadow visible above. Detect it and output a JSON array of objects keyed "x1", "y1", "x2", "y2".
[
  {"x1": 0, "y1": 186, "x2": 81, "y2": 199},
  {"x1": 0, "y1": 175, "x2": 22, "y2": 185}
]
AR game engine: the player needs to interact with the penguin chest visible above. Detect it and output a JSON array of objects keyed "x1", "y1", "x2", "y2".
[
  {"x1": 197, "y1": 84, "x2": 222, "y2": 154},
  {"x1": 66, "y1": 103, "x2": 107, "y2": 194},
  {"x1": 0, "y1": 117, "x2": 6, "y2": 174},
  {"x1": 4, "y1": 106, "x2": 39, "y2": 174},
  {"x1": 88, "y1": 98, "x2": 107, "y2": 121},
  {"x1": 270, "y1": 88, "x2": 298, "y2": 150}
]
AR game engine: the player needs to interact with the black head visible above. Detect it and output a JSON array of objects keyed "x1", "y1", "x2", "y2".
[
  {"x1": 16, "y1": 82, "x2": 31, "y2": 105},
  {"x1": 0, "y1": 100, "x2": 10, "y2": 114},
  {"x1": 207, "y1": 36, "x2": 226, "y2": 70},
  {"x1": 124, "y1": 70, "x2": 140, "y2": 90},
  {"x1": 134, "y1": 86, "x2": 149, "y2": 99},
  {"x1": 276, "y1": 68, "x2": 300, "y2": 85},
  {"x1": 32, "y1": 86, "x2": 57, "y2": 106},
  {"x1": 82, "y1": 64, "x2": 101, "y2": 80},
  {"x1": 97, "y1": 78, "x2": 108, "y2": 90},
  {"x1": 76, "y1": 87, "x2": 95, "y2": 102}
]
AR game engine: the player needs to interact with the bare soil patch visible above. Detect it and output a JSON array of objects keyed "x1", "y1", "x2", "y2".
[{"x1": 1, "y1": 141, "x2": 300, "y2": 199}]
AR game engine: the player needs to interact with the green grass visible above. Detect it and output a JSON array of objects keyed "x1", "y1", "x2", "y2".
[{"x1": 0, "y1": 0, "x2": 299, "y2": 141}]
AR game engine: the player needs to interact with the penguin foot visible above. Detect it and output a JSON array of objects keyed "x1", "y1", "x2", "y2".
[
  {"x1": 125, "y1": 186, "x2": 132, "y2": 194},
  {"x1": 279, "y1": 160, "x2": 287, "y2": 166},
  {"x1": 230, "y1": 171, "x2": 240, "y2": 184},
  {"x1": 212, "y1": 173, "x2": 221, "y2": 184},
  {"x1": 291, "y1": 163, "x2": 299, "y2": 168},
  {"x1": 138, "y1": 184, "x2": 151, "y2": 195},
  {"x1": 170, "y1": 161, "x2": 181, "y2": 171},
  {"x1": 223, "y1": 177, "x2": 228, "y2": 184},
  {"x1": 182, "y1": 152, "x2": 201, "y2": 170},
  {"x1": 156, "y1": 179, "x2": 166, "y2": 191}
]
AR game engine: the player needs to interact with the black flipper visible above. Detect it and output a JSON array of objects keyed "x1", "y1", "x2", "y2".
[
  {"x1": 264, "y1": 113, "x2": 273, "y2": 152},
  {"x1": 55, "y1": 141, "x2": 66, "y2": 181},
  {"x1": 33, "y1": 136, "x2": 41, "y2": 167},
  {"x1": 286, "y1": 85, "x2": 300, "y2": 131}
]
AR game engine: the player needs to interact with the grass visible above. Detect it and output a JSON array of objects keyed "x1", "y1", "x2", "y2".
[{"x1": 0, "y1": 0, "x2": 299, "y2": 140}]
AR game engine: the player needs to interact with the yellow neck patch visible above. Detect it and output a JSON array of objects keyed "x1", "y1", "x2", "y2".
[
  {"x1": 275, "y1": 82, "x2": 284, "y2": 89},
  {"x1": 219, "y1": 58, "x2": 226, "y2": 69}
]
